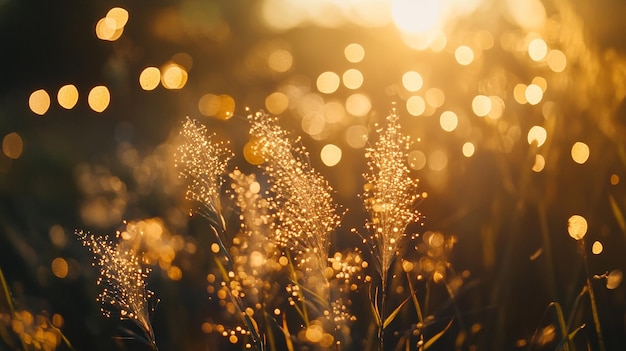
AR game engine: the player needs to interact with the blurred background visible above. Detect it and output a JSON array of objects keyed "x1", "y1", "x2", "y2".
[{"x1": 1, "y1": 0, "x2": 626, "y2": 350}]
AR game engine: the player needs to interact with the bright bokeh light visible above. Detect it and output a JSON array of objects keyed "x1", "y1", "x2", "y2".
[
  {"x1": 487, "y1": 96, "x2": 504, "y2": 119},
  {"x1": 95, "y1": 17, "x2": 123, "y2": 41},
  {"x1": 345, "y1": 93, "x2": 371, "y2": 116},
  {"x1": 428, "y1": 149, "x2": 448, "y2": 171},
  {"x1": 455, "y1": 45, "x2": 474, "y2": 65},
  {"x1": 106, "y1": 7, "x2": 129, "y2": 29},
  {"x1": 87, "y1": 86, "x2": 110, "y2": 113},
  {"x1": 345, "y1": 125, "x2": 368, "y2": 148},
  {"x1": 408, "y1": 150, "x2": 426, "y2": 170},
  {"x1": 532, "y1": 154, "x2": 545, "y2": 172},
  {"x1": 139, "y1": 67, "x2": 161, "y2": 91},
  {"x1": 345, "y1": 43, "x2": 365, "y2": 63},
  {"x1": 392, "y1": 0, "x2": 441, "y2": 34},
  {"x1": 462, "y1": 142, "x2": 475, "y2": 157},
  {"x1": 51, "y1": 257, "x2": 69, "y2": 278},
  {"x1": 57, "y1": 84, "x2": 79, "y2": 109},
  {"x1": 198, "y1": 93, "x2": 221, "y2": 117},
  {"x1": 547, "y1": 50, "x2": 567, "y2": 72},
  {"x1": 323, "y1": 101, "x2": 345, "y2": 123},
  {"x1": 216, "y1": 94, "x2": 236, "y2": 120},
  {"x1": 317, "y1": 71, "x2": 340, "y2": 94},
  {"x1": 472, "y1": 95, "x2": 491, "y2": 117},
  {"x1": 406, "y1": 96, "x2": 426, "y2": 116},
  {"x1": 528, "y1": 38, "x2": 548, "y2": 61},
  {"x1": 425, "y1": 88, "x2": 445, "y2": 108},
  {"x1": 525, "y1": 84, "x2": 543, "y2": 105},
  {"x1": 592, "y1": 241, "x2": 603, "y2": 255},
  {"x1": 2, "y1": 133, "x2": 23, "y2": 159},
  {"x1": 265, "y1": 92, "x2": 289, "y2": 114},
  {"x1": 243, "y1": 139, "x2": 265, "y2": 165},
  {"x1": 527, "y1": 126, "x2": 547, "y2": 147},
  {"x1": 571, "y1": 142, "x2": 590, "y2": 164},
  {"x1": 531, "y1": 76, "x2": 547, "y2": 92},
  {"x1": 402, "y1": 71, "x2": 423, "y2": 92},
  {"x1": 268, "y1": 49, "x2": 293, "y2": 72},
  {"x1": 320, "y1": 144, "x2": 342, "y2": 167},
  {"x1": 161, "y1": 63, "x2": 188, "y2": 90},
  {"x1": 29, "y1": 89, "x2": 50, "y2": 115},
  {"x1": 567, "y1": 214, "x2": 587, "y2": 240},
  {"x1": 505, "y1": 0, "x2": 546, "y2": 30},
  {"x1": 607, "y1": 270, "x2": 623, "y2": 289},
  {"x1": 513, "y1": 83, "x2": 528, "y2": 104},
  {"x1": 439, "y1": 111, "x2": 458, "y2": 132},
  {"x1": 343, "y1": 69, "x2": 364, "y2": 89}
]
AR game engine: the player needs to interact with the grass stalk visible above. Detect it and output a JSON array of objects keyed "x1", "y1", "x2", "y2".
[{"x1": 578, "y1": 240, "x2": 606, "y2": 351}]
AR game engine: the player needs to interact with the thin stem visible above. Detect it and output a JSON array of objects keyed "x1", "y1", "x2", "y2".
[{"x1": 578, "y1": 239, "x2": 606, "y2": 351}]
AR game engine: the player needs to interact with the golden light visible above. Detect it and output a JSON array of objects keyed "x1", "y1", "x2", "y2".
[
  {"x1": 391, "y1": 0, "x2": 441, "y2": 34},
  {"x1": 408, "y1": 150, "x2": 426, "y2": 170},
  {"x1": 320, "y1": 144, "x2": 342, "y2": 167},
  {"x1": 167, "y1": 266, "x2": 182, "y2": 281},
  {"x1": 505, "y1": 0, "x2": 546, "y2": 30},
  {"x1": 525, "y1": 84, "x2": 543, "y2": 105},
  {"x1": 532, "y1": 154, "x2": 545, "y2": 172},
  {"x1": 592, "y1": 241, "x2": 603, "y2": 255},
  {"x1": 57, "y1": 84, "x2": 79, "y2": 109},
  {"x1": 95, "y1": 17, "x2": 124, "y2": 41},
  {"x1": 243, "y1": 139, "x2": 265, "y2": 165},
  {"x1": 402, "y1": 71, "x2": 423, "y2": 92},
  {"x1": 29, "y1": 89, "x2": 50, "y2": 115},
  {"x1": 487, "y1": 96, "x2": 504, "y2": 119},
  {"x1": 51, "y1": 257, "x2": 69, "y2": 278},
  {"x1": 161, "y1": 63, "x2": 188, "y2": 90},
  {"x1": 305, "y1": 325, "x2": 324, "y2": 343},
  {"x1": 571, "y1": 142, "x2": 590, "y2": 164},
  {"x1": 607, "y1": 270, "x2": 623, "y2": 289},
  {"x1": 439, "y1": 110, "x2": 458, "y2": 132},
  {"x1": 106, "y1": 7, "x2": 129, "y2": 29},
  {"x1": 342, "y1": 68, "x2": 364, "y2": 90},
  {"x1": 462, "y1": 142, "x2": 475, "y2": 157},
  {"x1": 139, "y1": 67, "x2": 161, "y2": 91},
  {"x1": 527, "y1": 126, "x2": 547, "y2": 147},
  {"x1": 455, "y1": 45, "x2": 475, "y2": 66},
  {"x1": 87, "y1": 86, "x2": 111, "y2": 113},
  {"x1": 3, "y1": 132, "x2": 23, "y2": 160},
  {"x1": 265, "y1": 92, "x2": 289, "y2": 115},
  {"x1": 268, "y1": 49, "x2": 293, "y2": 72},
  {"x1": 547, "y1": 49, "x2": 567, "y2": 72},
  {"x1": 472, "y1": 95, "x2": 491, "y2": 117},
  {"x1": 425, "y1": 88, "x2": 445, "y2": 108},
  {"x1": 198, "y1": 93, "x2": 221, "y2": 117},
  {"x1": 345, "y1": 93, "x2": 371, "y2": 117},
  {"x1": 406, "y1": 95, "x2": 426, "y2": 116},
  {"x1": 317, "y1": 71, "x2": 340, "y2": 94},
  {"x1": 567, "y1": 214, "x2": 587, "y2": 240},
  {"x1": 611, "y1": 174, "x2": 620, "y2": 185},
  {"x1": 216, "y1": 94, "x2": 235, "y2": 120},
  {"x1": 528, "y1": 38, "x2": 548, "y2": 61},
  {"x1": 344, "y1": 43, "x2": 365, "y2": 63},
  {"x1": 513, "y1": 83, "x2": 528, "y2": 104},
  {"x1": 345, "y1": 125, "x2": 368, "y2": 148},
  {"x1": 428, "y1": 149, "x2": 448, "y2": 171},
  {"x1": 532, "y1": 77, "x2": 548, "y2": 93},
  {"x1": 323, "y1": 101, "x2": 345, "y2": 123}
]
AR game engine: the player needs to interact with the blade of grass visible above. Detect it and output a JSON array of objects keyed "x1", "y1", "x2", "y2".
[
  {"x1": 423, "y1": 317, "x2": 454, "y2": 350},
  {"x1": 406, "y1": 272, "x2": 423, "y2": 323},
  {"x1": 383, "y1": 296, "x2": 410, "y2": 329},
  {"x1": 281, "y1": 314, "x2": 295, "y2": 351}
]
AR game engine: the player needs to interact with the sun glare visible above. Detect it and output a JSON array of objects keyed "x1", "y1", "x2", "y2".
[{"x1": 391, "y1": 0, "x2": 441, "y2": 34}]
